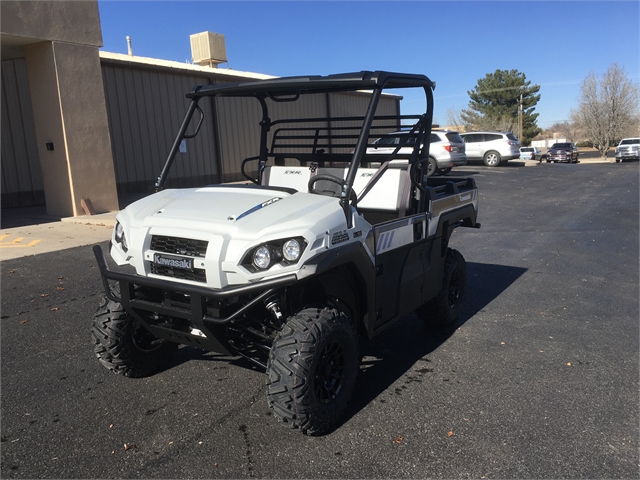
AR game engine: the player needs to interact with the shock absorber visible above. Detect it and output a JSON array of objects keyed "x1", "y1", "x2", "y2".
[{"x1": 264, "y1": 295, "x2": 283, "y2": 328}]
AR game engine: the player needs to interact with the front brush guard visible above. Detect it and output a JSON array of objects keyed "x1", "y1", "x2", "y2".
[{"x1": 93, "y1": 245, "x2": 297, "y2": 355}]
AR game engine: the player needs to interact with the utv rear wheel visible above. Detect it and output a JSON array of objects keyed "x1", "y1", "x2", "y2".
[
  {"x1": 417, "y1": 248, "x2": 466, "y2": 327},
  {"x1": 266, "y1": 307, "x2": 359, "y2": 435},
  {"x1": 92, "y1": 292, "x2": 178, "y2": 378}
]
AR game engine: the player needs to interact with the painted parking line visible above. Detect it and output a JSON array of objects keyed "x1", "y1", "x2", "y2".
[{"x1": 0, "y1": 235, "x2": 42, "y2": 248}]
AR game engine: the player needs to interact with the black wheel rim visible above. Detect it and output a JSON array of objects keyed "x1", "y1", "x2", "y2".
[
  {"x1": 448, "y1": 268, "x2": 461, "y2": 308},
  {"x1": 314, "y1": 340, "x2": 345, "y2": 404}
]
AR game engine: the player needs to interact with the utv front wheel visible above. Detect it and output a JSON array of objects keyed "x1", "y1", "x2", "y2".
[
  {"x1": 417, "y1": 248, "x2": 466, "y2": 327},
  {"x1": 266, "y1": 307, "x2": 359, "y2": 435},
  {"x1": 92, "y1": 293, "x2": 178, "y2": 378}
]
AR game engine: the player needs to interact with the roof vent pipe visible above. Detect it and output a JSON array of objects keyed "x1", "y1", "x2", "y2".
[{"x1": 126, "y1": 36, "x2": 133, "y2": 56}]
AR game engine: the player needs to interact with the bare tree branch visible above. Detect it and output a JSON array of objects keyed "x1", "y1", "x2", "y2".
[{"x1": 571, "y1": 64, "x2": 640, "y2": 158}]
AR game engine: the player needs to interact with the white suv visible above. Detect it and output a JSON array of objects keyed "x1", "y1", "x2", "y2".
[
  {"x1": 367, "y1": 129, "x2": 467, "y2": 176},
  {"x1": 615, "y1": 138, "x2": 640, "y2": 162},
  {"x1": 459, "y1": 131, "x2": 520, "y2": 166}
]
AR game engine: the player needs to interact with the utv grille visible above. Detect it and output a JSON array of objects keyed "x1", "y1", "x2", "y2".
[
  {"x1": 150, "y1": 235, "x2": 208, "y2": 257},
  {"x1": 150, "y1": 264, "x2": 207, "y2": 283}
]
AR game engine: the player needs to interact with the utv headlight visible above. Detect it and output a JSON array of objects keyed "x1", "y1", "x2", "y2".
[
  {"x1": 243, "y1": 237, "x2": 307, "y2": 272},
  {"x1": 282, "y1": 239, "x2": 301, "y2": 262},
  {"x1": 252, "y1": 245, "x2": 273, "y2": 270},
  {"x1": 114, "y1": 221, "x2": 128, "y2": 252}
]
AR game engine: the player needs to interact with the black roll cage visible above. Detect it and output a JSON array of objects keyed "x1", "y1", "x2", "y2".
[{"x1": 154, "y1": 71, "x2": 436, "y2": 226}]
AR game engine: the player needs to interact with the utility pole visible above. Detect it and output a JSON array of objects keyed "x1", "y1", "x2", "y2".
[{"x1": 519, "y1": 88, "x2": 524, "y2": 144}]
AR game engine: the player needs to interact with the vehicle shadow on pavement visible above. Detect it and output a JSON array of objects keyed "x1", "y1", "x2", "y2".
[
  {"x1": 169, "y1": 346, "x2": 265, "y2": 372},
  {"x1": 338, "y1": 261, "x2": 528, "y2": 433},
  {"x1": 151, "y1": 262, "x2": 527, "y2": 433}
]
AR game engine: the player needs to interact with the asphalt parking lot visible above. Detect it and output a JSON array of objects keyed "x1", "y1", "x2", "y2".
[{"x1": 1, "y1": 161, "x2": 638, "y2": 478}]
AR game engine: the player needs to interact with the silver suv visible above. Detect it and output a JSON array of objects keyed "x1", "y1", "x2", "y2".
[
  {"x1": 459, "y1": 131, "x2": 520, "y2": 166},
  {"x1": 615, "y1": 138, "x2": 640, "y2": 162},
  {"x1": 367, "y1": 129, "x2": 466, "y2": 176}
]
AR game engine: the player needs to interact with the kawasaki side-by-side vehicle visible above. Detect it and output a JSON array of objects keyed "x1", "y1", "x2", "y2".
[{"x1": 92, "y1": 71, "x2": 480, "y2": 435}]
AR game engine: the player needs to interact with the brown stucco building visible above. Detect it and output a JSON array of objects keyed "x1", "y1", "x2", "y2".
[{"x1": 1, "y1": 1, "x2": 400, "y2": 217}]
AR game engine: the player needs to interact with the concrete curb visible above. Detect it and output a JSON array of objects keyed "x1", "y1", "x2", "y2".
[
  {"x1": 60, "y1": 211, "x2": 118, "y2": 228},
  {"x1": 521, "y1": 157, "x2": 613, "y2": 167}
]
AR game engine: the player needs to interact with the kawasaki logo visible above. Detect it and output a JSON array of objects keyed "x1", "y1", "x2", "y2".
[{"x1": 153, "y1": 254, "x2": 193, "y2": 270}]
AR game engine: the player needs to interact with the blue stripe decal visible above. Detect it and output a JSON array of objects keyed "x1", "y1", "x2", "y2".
[
  {"x1": 235, "y1": 197, "x2": 281, "y2": 221},
  {"x1": 235, "y1": 203, "x2": 263, "y2": 221}
]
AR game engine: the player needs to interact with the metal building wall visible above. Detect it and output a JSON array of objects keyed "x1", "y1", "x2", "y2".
[
  {"x1": 327, "y1": 91, "x2": 401, "y2": 153},
  {"x1": 101, "y1": 61, "x2": 220, "y2": 194},
  {"x1": 216, "y1": 92, "x2": 333, "y2": 181},
  {"x1": 216, "y1": 91, "x2": 400, "y2": 181},
  {"x1": 2, "y1": 57, "x2": 403, "y2": 208},
  {"x1": 214, "y1": 93, "x2": 264, "y2": 183},
  {"x1": 1, "y1": 58, "x2": 44, "y2": 207}
]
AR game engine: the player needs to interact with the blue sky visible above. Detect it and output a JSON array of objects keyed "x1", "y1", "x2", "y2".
[{"x1": 97, "y1": 1, "x2": 639, "y2": 129}]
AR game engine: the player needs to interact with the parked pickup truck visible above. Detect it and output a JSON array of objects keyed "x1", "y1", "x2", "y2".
[
  {"x1": 92, "y1": 71, "x2": 480, "y2": 435},
  {"x1": 546, "y1": 142, "x2": 579, "y2": 163},
  {"x1": 615, "y1": 138, "x2": 640, "y2": 162}
]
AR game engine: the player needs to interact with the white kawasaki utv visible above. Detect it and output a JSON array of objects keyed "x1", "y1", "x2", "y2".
[{"x1": 92, "y1": 71, "x2": 480, "y2": 435}]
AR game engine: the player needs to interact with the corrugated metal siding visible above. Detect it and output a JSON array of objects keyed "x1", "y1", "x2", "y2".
[
  {"x1": 1, "y1": 58, "x2": 44, "y2": 207},
  {"x1": 101, "y1": 63, "x2": 353, "y2": 189},
  {"x1": 215, "y1": 94, "x2": 264, "y2": 182},
  {"x1": 267, "y1": 94, "x2": 330, "y2": 164},
  {"x1": 327, "y1": 92, "x2": 400, "y2": 153},
  {"x1": 101, "y1": 62, "x2": 220, "y2": 193},
  {"x1": 2, "y1": 57, "x2": 403, "y2": 208},
  {"x1": 216, "y1": 91, "x2": 399, "y2": 179}
]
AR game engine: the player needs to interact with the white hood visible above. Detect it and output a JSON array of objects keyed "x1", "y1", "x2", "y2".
[
  {"x1": 121, "y1": 186, "x2": 340, "y2": 237},
  {"x1": 112, "y1": 185, "x2": 353, "y2": 288}
]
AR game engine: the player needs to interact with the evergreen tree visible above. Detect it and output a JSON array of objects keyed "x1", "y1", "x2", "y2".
[{"x1": 460, "y1": 69, "x2": 541, "y2": 145}]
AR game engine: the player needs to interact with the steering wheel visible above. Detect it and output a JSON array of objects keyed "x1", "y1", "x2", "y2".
[{"x1": 308, "y1": 174, "x2": 357, "y2": 204}]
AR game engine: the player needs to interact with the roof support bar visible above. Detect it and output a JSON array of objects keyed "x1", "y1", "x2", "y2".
[{"x1": 155, "y1": 90, "x2": 203, "y2": 191}]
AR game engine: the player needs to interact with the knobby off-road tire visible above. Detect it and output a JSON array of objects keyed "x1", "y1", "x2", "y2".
[
  {"x1": 266, "y1": 307, "x2": 360, "y2": 435},
  {"x1": 92, "y1": 292, "x2": 178, "y2": 378},
  {"x1": 417, "y1": 248, "x2": 466, "y2": 327}
]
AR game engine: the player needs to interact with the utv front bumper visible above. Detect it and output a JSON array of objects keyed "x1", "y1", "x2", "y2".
[{"x1": 93, "y1": 245, "x2": 297, "y2": 355}]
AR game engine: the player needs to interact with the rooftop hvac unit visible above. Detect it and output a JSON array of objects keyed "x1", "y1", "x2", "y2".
[{"x1": 190, "y1": 31, "x2": 227, "y2": 67}]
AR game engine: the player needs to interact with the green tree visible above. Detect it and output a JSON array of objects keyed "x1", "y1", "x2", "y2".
[{"x1": 460, "y1": 69, "x2": 542, "y2": 145}]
